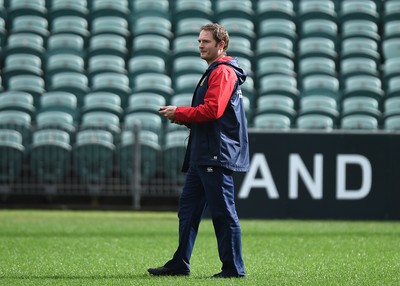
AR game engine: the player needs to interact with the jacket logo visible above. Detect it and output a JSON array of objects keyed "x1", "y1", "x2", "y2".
[
  {"x1": 237, "y1": 89, "x2": 243, "y2": 98},
  {"x1": 207, "y1": 167, "x2": 214, "y2": 173},
  {"x1": 200, "y1": 76, "x2": 207, "y2": 86}
]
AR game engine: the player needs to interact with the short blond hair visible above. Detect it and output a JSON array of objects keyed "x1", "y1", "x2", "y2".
[{"x1": 200, "y1": 23, "x2": 229, "y2": 52}]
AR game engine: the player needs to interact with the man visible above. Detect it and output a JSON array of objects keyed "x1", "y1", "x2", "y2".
[{"x1": 148, "y1": 23, "x2": 249, "y2": 278}]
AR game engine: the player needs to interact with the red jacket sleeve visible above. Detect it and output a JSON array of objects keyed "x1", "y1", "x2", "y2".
[{"x1": 174, "y1": 64, "x2": 237, "y2": 123}]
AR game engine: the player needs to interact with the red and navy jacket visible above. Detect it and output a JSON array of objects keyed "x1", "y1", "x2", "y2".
[{"x1": 175, "y1": 56, "x2": 250, "y2": 172}]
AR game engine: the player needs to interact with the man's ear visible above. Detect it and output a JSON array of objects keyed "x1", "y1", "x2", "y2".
[{"x1": 218, "y1": 40, "x2": 225, "y2": 50}]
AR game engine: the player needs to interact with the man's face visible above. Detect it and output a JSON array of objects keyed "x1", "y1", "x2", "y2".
[{"x1": 198, "y1": 30, "x2": 224, "y2": 64}]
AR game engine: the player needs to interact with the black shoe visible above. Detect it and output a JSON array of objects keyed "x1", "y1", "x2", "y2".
[
  {"x1": 211, "y1": 272, "x2": 245, "y2": 278},
  {"x1": 147, "y1": 266, "x2": 189, "y2": 276}
]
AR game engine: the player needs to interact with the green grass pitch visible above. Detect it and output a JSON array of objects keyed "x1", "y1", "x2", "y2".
[{"x1": 0, "y1": 210, "x2": 399, "y2": 286}]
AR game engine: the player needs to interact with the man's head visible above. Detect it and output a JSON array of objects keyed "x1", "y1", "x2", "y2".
[{"x1": 198, "y1": 23, "x2": 229, "y2": 64}]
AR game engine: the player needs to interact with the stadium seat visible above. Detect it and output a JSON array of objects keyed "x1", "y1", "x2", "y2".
[
  {"x1": 298, "y1": 0, "x2": 337, "y2": 22},
  {"x1": 298, "y1": 57, "x2": 336, "y2": 86},
  {"x1": 0, "y1": 17, "x2": 5, "y2": 48},
  {"x1": 382, "y1": 38, "x2": 400, "y2": 60},
  {"x1": 7, "y1": 0, "x2": 47, "y2": 21},
  {"x1": 383, "y1": 0, "x2": 400, "y2": 23},
  {"x1": 256, "y1": 36, "x2": 294, "y2": 59},
  {"x1": 132, "y1": 73, "x2": 173, "y2": 100},
  {"x1": 90, "y1": 0, "x2": 129, "y2": 21},
  {"x1": 4, "y1": 33, "x2": 45, "y2": 59},
  {"x1": 384, "y1": 115, "x2": 400, "y2": 131},
  {"x1": 219, "y1": 18, "x2": 256, "y2": 44},
  {"x1": 0, "y1": 91, "x2": 35, "y2": 116},
  {"x1": 256, "y1": 0, "x2": 295, "y2": 21},
  {"x1": 88, "y1": 55, "x2": 127, "y2": 81},
  {"x1": 298, "y1": 37, "x2": 337, "y2": 62},
  {"x1": 341, "y1": 38, "x2": 380, "y2": 64},
  {"x1": 296, "y1": 114, "x2": 335, "y2": 130},
  {"x1": 343, "y1": 75, "x2": 384, "y2": 102},
  {"x1": 173, "y1": 0, "x2": 213, "y2": 22},
  {"x1": 172, "y1": 56, "x2": 207, "y2": 77},
  {"x1": 259, "y1": 74, "x2": 299, "y2": 101},
  {"x1": 49, "y1": 0, "x2": 89, "y2": 21},
  {"x1": 38, "y1": 91, "x2": 78, "y2": 120},
  {"x1": 88, "y1": 34, "x2": 128, "y2": 59},
  {"x1": 0, "y1": 110, "x2": 32, "y2": 146},
  {"x1": 384, "y1": 97, "x2": 400, "y2": 118},
  {"x1": 91, "y1": 72, "x2": 131, "y2": 108},
  {"x1": 46, "y1": 33, "x2": 85, "y2": 57},
  {"x1": 125, "y1": 93, "x2": 166, "y2": 115},
  {"x1": 10, "y1": 15, "x2": 49, "y2": 38},
  {"x1": 133, "y1": 16, "x2": 172, "y2": 39},
  {"x1": 80, "y1": 111, "x2": 121, "y2": 143},
  {"x1": 341, "y1": 20, "x2": 380, "y2": 42},
  {"x1": 227, "y1": 36, "x2": 254, "y2": 63},
  {"x1": 341, "y1": 96, "x2": 381, "y2": 120},
  {"x1": 340, "y1": 0, "x2": 379, "y2": 22},
  {"x1": 36, "y1": 111, "x2": 76, "y2": 135},
  {"x1": 383, "y1": 20, "x2": 400, "y2": 41},
  {"x1": 255, "y1": 95, "x2": 296, "y2": 121},
  {"x1": 132, "y1": 0, "x2": 170, "y2": 20},
  {"x1": 50, "y1": 16, "x2": 89, "y2": 39},
  {"x1": 162, "y1": 130, "x2": 189, "y2": 183},
  {"x1": 118, "y1": 130, "x2": 161, "y2": 180},
  {"x1": 128, "y1": 56, "x2": 167, "y2": 81},
  {"x1": 49, "y1": 72, "x2": 89, "y2": 106},
  {"x1": 46, "y1": 53, "x2": 85, "y2": 81},
  {"x1": 175, "y1": 18, "x2": 211, "y2": 37},
  {"x1": 172, "y1": 35, "x2": 199, "y2": 58},
  {"x1": 253, "y1": 113, "x2": 292, "y2": 130},
  {"x1": 300, "y1": 19, "x2": 338, "y2": 43},
  {"x1": 215, "y1": 0, "x2": 254, "y2": 21},
  {"x1": 174, "y1": 74, "x2": 202, "y2": 94},
  {"x1": 0, "y1": 129, "x2": 24, "y2": 181},
  {"x1": 257, "y1": 57, "x2": 295, "y2": 80},
  {"x1": 124, "y1": 112, "x2": 163, "y2": 135},
  {"x1": 73, "y1": 129, "x2": 115, "y2": 183},
  {"x1": 301, "y1": 74, "x2": 340, "y2": 101},
  {"x1": 340, "y1": 58, "x2": 378, "y2": 87},
  {"x1": 92, "y1": 16, "x2": 130, "y2": 38},
  {"x1": 386, "y1": 76, "x2": 400, "y2": 98},
  {"x1": 258, "y1": 19, "x2": 296, "y2": 41},
  {"x1": 132, "y1": 34, "x2": 171, "y2": 62},
  {"x1": 30, "y1": 129, "x2": 72, "y2": 182},
  {"x1": 7, "y1": 74, "x2": 45, "y2": 107},
  {"x1": 341, "y1": 114, "x2": 379, "y2": 130},
  {"x1": 81, "y1": 92, "x2": 123, "y2": 119},
  {"x1": 3, "y1": 53, "x2": 43, "y2": 84},
  {"x1": 298, "y1": 95, "x2": 339, "y2": 123}
]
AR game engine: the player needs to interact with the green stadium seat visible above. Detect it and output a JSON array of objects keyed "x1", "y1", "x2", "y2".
[
  {"x1": 256, "y1": 36, "x2": 294, "y2": 60},
  {"x1": 253, "y1": 113, "x2": 292, "y2": 130},
  {"x1": 387, "y1": 76, "x2": 400, "y2": 98},
  {"x1": 255, "y1": 95, "x2": 296, "y2": 121},
  {"x1": 49, "y1": 0, "x2": 89, "y2": 21},
  {"x1": 0, "y1": 91, "x2": 35, "y2": 116},
  {"x1": 0, "y1": 110, "x2": 32, "y2": 146},
  {"x1": 118, "y1": 130, "x2": 161, "y2": 180},
  {"x1": 259, "y1": 74, "x2": 299, "y2": 101},
  {"x1": 257, "y1": 57, "x2": 295, "y2": 79},
  {"x1": 3, "y1": 53, "x2": 43, "y2": 84},
  {"x1": 341, "y1": 114, "x2": 379, "y2": 130},
  {"x1": 47, "y1": 33, "x2": 85, "y2": 57},
  {"x1": 341, "y1": 20, "x2": 380, "y2": 42},
  {"x1": 125, "y1": 93, "x2": 166, "y2": 115},
  {"x1": 81, "y1": 92, "x2": 123, "y2": 118},
  {"x1": 219, "y1": 18, "x2": 255, "y2": 44},
  {"x1": 298, "y1": 57, "x2": 336, "y2": 86},
  {"x1": 51, "y1": 16, "x2": 89, "y2": 39},
  {"x1": 258, "y1": 19, "x2": 296, "y2": 41},
  {"x1": 0, "y1": 18, "x2": 5, "y2": 48},
  {"x1": 383, "y1": 21, "x2": 400, "y2": 41},
  {"x1": 36, "y1": 111, "x2": 76, "y2": 135},
  {"x1": 301, "y1": 75, "x2": 340, "y2": 101},
  {"x1": 300, "y1": 19, "x2": 338, "y2": 43},
  {"x1": 38, "y1": 91, "x2": 78, "y2": 120},
  {"x1": 342, "y1": 96, "x2": 381, "y2": 120},
  {"x1": 227, "y1": 36, "x2": 254, "y2": 63},
  {"x1": 172, "y1": 35, "x2": 199, "y2": 58},
  {"x1": 173, "y1": 0, "x2": 213, "y2": 22},
  {"x1": 296, "y1": 114, "x2": 334, "y2": 130},
  {"x1": 92, "y1": 16, "x2": 129, "y2": 37},
  {"x1": 298, "y1": 37, "x2": 337, "y2": 62},
  {"x1": 384, "y1": 115, "x2": 400, "y2": 131},
  {"x1": 5, "y1": 33, "x2": 45, "y2": 59},
  {"x1": 80, "y1": 111, "x2": 121, "y2": 143},
  {"x1": 88, "y1": 34, "x2": 128, "y2": 59},
  {"x1": 383, "y1": 1, "x2": 400, "y2": 23},
  {"x1": 162, "y1": 130, "x2": 189, "y2": 183},
  {"x1": 175, "y1": 18, "x2": 210, "y2": 37},
  {"x1": 132, "y1": 73, "x2": 173, "y2": 99},
  {"x1": 240, "y1": 76, "x2": 257, "y2": 104},
  {"x1": 256, "y1": 0, "x2": 295, "y2": 21},
  {"x1": 343, "y1": 75, "x2": 384, "y2": 102},
  {"x1": 174, "y1": 74, "x2": 202, "y2": 94},
  {"x1": 88, "y1": 55, "x2": 127, "y2": 80},
  {"x1": 172, "y1": 56, "x2": 207, "y2": 77},
  {"x1": 73, "y1": 129, "x2": 115, "y2": 183},
  {"x1": 91, "y1": 72, "x2": 131, "y2": 108},
  {"x1": 340, "y1": 0, "x2": 379, "y2": 22},
  {"x1": 90, "y1": 0, "x2": 129, "y2": 21},
  {"x1": 384, "y1": 97, "x2": 400, "y2": 118},
  {"x1": 124, "y1": 112, "x2": 163, "y2": 134},
  {"x1": 46, "y1": 53, "x2": 85, "y2": 81},
  {"x1": 133, "y1": 16, "x2": 172, "y2": 39},
  {"x1": 341, "y1": 38, "x2": 380, "y2": 64},
  {"x1": 132, "y1": 34, "x2": 171, "y2": 62},
  {"x1": 382, "y1": 38, "x2": 400, "y2": 60},
  {"x1": 215, "y1": 0, "x2": 254, "y2": 21},
  {"x1": 10, "y1": 15, "x2": 49, "y2": 38},
  {"x1": 7, "y1": 0, "x2": 47, "y2": 21},
  {"x1": 30, "y1": 129, "x2": 72, "y2": 182},
  {"x1": 298, "y1": 0, "x2": 337, "y2": 22},
  {"x1": 0, "y1": 129, "x2": 24, "y2": 181},
  {"x1": 132, "y1": 0, "x2": 170, "y2": 20},
  {"x1": 8, "y1": 75, "x2": 45, "y2": 107},
  {"x1": 49, "y1": 72, "x2": 89, "y2": 106},
  {"x1": 299, "y1": 95, "x2": 339, "y2": 123},
  {"x1": 128, "y1": 55, "x2": 166, "y2": 82}
]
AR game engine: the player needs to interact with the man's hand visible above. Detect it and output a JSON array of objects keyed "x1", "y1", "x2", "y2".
[{"x1": 159, "y1": 106, "x2": 180, "y2": 124}]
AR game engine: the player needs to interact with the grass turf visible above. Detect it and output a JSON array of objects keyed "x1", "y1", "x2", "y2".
[{"x1": 0, "y1": 210, "x2": 399, "y2": 286}]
